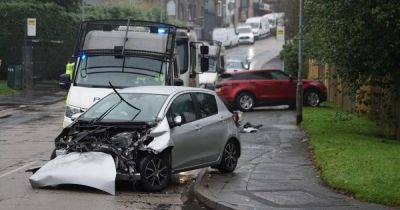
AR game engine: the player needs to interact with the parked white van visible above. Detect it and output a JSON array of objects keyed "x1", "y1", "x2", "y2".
[
  {"x1": 263, "y1": 13, "x2": 277, "y2": 34},
  {"x1": 212, "y1": 27, "x2": 238, "y2": 48},
  {"x1": 245, "y1": 16, "x2": 270, "y2": 39}
]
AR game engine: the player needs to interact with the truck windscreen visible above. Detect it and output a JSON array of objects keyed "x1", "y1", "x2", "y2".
[{"x1": 75, "y1": 55, "x2": 166, "y2": 88}]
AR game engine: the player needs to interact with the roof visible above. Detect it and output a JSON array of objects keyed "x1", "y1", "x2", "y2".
[
  {"x1": 119, "y1": 86, "x2": 214, "y2": 95},
  {"x1": 228, "y1": 69, "x2": 281, "y2": 74}
]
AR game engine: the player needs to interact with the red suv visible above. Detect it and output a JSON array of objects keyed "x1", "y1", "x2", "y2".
[{"x1": 215, "y1": 69, "x2": 327, "y2": 111}]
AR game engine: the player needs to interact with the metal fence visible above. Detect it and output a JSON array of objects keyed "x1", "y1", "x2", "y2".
[{"x1": 308, "y1": 60, "x2": 400, "y2": 140}]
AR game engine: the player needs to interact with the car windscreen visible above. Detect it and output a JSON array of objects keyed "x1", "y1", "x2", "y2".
[
  {"x1": 75, "y1": 55, "x2": 166, "y2": 88},
  {"x1": 237, "y1": 27, "x2": 251, "y2": 33},
  {"x1": 81, "y1": 93, "x2": 168, "y2": 122}
]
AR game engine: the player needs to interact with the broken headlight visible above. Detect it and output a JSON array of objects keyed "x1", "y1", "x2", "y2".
[{"x1": 65, "y1": 105, "x2": 82, "y2": 119}]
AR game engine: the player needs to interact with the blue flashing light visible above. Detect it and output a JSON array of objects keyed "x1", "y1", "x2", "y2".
[
  {"x1": 158, "y1": 28, "x2": 166, "y2": 34},
  {"x1": 81, "y1": 54, "x2": 87, "y2": 60}
]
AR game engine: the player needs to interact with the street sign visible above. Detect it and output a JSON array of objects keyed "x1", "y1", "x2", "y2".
[
  {"x1": 27, "y1": 18, "x2": 36, "y2": 37},
  {"x1": 276, "y1": 26, "x2": 285, "y2": 41},
  {"x1": 167, "y1": 0, "x2": 176, "y2": 16}
]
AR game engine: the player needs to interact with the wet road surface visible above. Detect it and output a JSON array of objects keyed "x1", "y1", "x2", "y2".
[{"x1": 0, "y1": 37, "x2": 280, "y2": 210}]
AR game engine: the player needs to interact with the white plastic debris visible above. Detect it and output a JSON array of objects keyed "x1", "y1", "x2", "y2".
[{"x1": 29, "y1": 152, "x2": 116, "y2": 195}]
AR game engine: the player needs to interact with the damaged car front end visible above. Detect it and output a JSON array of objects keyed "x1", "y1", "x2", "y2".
[{"x1": 30, "y1": 90, "x2": 173, "y2": 194}]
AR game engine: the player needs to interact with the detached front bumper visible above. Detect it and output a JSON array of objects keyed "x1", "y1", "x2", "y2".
[{"x1": 29, "y1": 152, "x2": 117, "y2": 195}]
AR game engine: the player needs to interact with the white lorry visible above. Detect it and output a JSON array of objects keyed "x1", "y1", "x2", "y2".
[
  {"x1": 59, "y1": 20, "x2": 209, "y2": 127},
  {"x1": 245, "y1": 16, "x2": 270, "y2": 39}
]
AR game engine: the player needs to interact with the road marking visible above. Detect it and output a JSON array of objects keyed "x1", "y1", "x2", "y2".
[{"x1": 0, "y1": 160, "x2": 38, "y2": 179}]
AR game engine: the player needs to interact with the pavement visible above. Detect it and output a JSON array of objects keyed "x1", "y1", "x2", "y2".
[
  {"x1": 0, "y1": 81, "x2": 66, "y2": 107},
  {"x1": 194, "y1": 109, "x2": 386, "y2": 210}
]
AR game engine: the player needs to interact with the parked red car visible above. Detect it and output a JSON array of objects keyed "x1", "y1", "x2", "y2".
[{"x1": 215, "y1": 69, "x2": 327, "y2": 111}]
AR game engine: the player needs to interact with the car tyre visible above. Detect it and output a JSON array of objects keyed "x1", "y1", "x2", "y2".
[
  {"x1": 218, "y1": 140, "x2": 239, "y2": 173},
  {"x1": 139, "y1": 154, "x2": 171, "y2": 192},
  {"x1": 304, "y1": 89, "x2": 321, "y2": 107},
  {"x1": 236, "y1": 92, "x2": 255, "y2": 112}
]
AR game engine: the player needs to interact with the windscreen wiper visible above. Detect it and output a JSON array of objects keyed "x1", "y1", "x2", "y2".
[
  {"x1": 121, "y1": 19, "x2": 130, "y2": 73},
  {"x1": 108, "y1": 82, "x2": 142, "y2": 120}
]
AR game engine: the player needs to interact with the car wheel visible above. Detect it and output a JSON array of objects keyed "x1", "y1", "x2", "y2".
[
  {"x1": 304, "y1": 89, "x2": 321, "y2": 107},
  {"x1": 139, "y1": 154, "x2": 171, "y2": 192},
  {"x1": 218, "y1": 140, "x2": 239, "y2": 173},
  {"x1": 236, "y1": 92, "x2": 255, "y2": 112}
]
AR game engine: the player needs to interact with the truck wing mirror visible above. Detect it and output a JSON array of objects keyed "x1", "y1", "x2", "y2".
[
  {"x1": 200, "y1": 57, "x2": 209, "y2": 72},
  {"x1": 200, "y1": 45, "x2": 209, "y2": 55}
]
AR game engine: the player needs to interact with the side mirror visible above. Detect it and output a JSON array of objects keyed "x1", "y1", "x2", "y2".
[
  {"x1": 173, "y1": 115, "x2": 182, "y2": 127},
  {"x1": 174, "y1": 78, "x2": 184, "y2": 86},
  {"x1": 200, "y1": 45, "x2": 209, "y2": 55},
  {"x1": 200, "y1": 57, "x2": 209, "y2": 72},
  {"x1": 59, "y1": 74, "x2": 71, "y2": 90}
]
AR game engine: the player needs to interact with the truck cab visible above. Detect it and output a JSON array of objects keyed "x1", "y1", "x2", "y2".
[{"x1": 60, "y1": 20, "x2": 208, "y2": 127}]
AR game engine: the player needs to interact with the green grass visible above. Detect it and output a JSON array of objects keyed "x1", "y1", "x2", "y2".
[
  {"x1": 0, "y1": 80, "x2": 15, "y2": 95},
  {"x1": 302, "y1": 103, "x2": 400, "y2": 206}
]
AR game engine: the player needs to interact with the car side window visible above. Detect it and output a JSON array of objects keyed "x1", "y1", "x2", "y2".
[
  {"x1": 233, "y1": 73, "x2": 264, "y2": 80},
  {"x1": 167, "y1": 94, "x2": 197, "y2": 124},
  {"x1": 194, "y1": 93, "x2": 218, "y2": 118},
  {"x1": 270, "y1": 71, "x2": 290, "y2": 80}
]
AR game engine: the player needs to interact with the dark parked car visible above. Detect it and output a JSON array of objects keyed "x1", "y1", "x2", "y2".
[{"x1": 215, "y1": 69, "x2": 327, "y2": 111}]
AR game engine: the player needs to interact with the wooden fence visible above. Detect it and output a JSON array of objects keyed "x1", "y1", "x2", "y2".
[{"x1": 308, "y1": 60, "x2": 400, "y2": 139}]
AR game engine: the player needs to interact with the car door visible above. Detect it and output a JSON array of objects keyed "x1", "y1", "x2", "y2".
[
  {"x1": 251, "y1": 71, "x2": 283, "y2": 102},
  {"x1": 167, "y1": 93, "x2": 201, "y2": 170},
  {"x1": 269, "y1": 70, "x2": 296, "y2": 101},
  {"x1": 192, "y1": 92, "x2": 225, "y2": 164}
]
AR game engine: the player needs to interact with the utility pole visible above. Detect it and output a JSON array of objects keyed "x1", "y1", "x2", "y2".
[
  {"x1": 160, "y1": 0, "x2": 163, "y2": 22},
  {"x1": 296, "y1": 0, "x2": 304, "y2": 125},
  {"x1": 81, "y1": 0, "x2": 85, "y2": 21}
]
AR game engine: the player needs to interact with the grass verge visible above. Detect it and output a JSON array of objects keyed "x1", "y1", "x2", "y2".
[
  {"x1": 302, "y1": 103, "x2": 400, "y2": 206},
  {"x1": 0, "y1": 80, "x2": 15, "y2": 95}
]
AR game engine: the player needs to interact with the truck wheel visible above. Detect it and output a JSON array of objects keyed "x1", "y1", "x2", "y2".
[{"x1": 139, "y1": 154, "x2": 171, "y2": 192}]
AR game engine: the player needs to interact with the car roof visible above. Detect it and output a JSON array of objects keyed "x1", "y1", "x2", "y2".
[
  {"x1": 119, "y1": 86, "x2": 214, "y2": 95},
  {"x1": 228, "y1": 69, "x2": 281, "y2": 74}
]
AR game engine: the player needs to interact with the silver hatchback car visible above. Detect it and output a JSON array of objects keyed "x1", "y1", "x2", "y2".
[{"x1": 30, "y1": 86, "x2": 241, "y2": 193}]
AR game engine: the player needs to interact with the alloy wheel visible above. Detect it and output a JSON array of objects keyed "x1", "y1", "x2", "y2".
[
  {"x1": 307, "y1": 91, "x2": 320, "y2": 107},
  {"x1": 143, "y1": 158, "x2": 168, "y2": 188},
  {"x1": 223, "y1": 142, "x2": 238, "y2": 170},
  {"x1": 239, "y1": 95, "x2": 253, "y2": 110}
]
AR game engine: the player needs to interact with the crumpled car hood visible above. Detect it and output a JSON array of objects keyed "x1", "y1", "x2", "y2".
[{"x1": 29, "y1": 152, "x2": 116, "y2": 195}]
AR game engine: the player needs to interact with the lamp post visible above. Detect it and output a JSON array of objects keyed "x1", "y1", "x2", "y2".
[{"x1": 296, "y1": 0, "x2": 304, "y2": 125}]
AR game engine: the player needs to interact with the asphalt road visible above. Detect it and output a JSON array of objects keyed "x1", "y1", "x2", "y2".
[
  {"x1": 225, "y1": 36, "x2": 284, "y2": 70},
  {"x1": 0, "y1": 36, "x2": 281, "y2": 210}
]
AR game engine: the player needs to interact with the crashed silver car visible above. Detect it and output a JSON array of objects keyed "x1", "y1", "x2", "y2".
[{"x1": 30, "y1": 86, "x2": 241, "y2": 193}]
